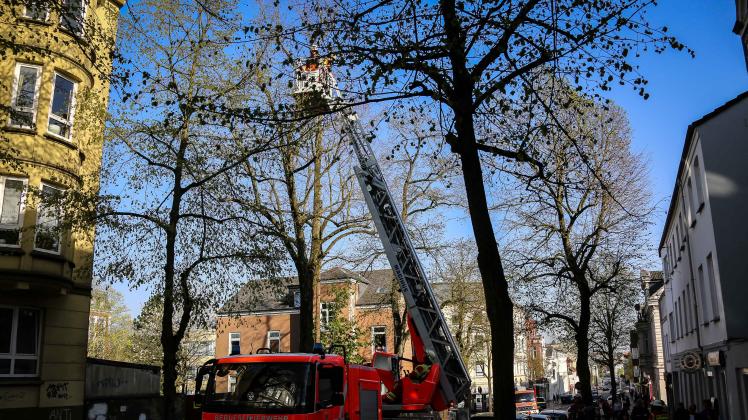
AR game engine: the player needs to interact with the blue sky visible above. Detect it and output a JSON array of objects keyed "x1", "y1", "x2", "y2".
[{"x1": 112, "y1": 1, "x2": 748, "y2": 315}]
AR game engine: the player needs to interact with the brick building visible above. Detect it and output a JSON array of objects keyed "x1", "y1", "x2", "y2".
[{"x1": 215, "y1": 267, "x2": 406, "y2": 364}]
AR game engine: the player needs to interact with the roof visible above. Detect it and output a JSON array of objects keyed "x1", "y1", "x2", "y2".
[
  {"x1": 658, "y1": 90, "x2": 748, "y2": 251},
  {"x1": 219, "y1": 267, "x2": 396, "y2": 314}
]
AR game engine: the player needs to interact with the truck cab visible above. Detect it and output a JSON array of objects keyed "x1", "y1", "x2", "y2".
[
  {"x1": 514, "y1": 389, "x2": 539, "y2": 416},
  {"x1": 196, "y1": 353, "x2": 382, "y2": 420}
]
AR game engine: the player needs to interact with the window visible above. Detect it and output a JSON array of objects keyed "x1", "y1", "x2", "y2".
[
  {"x1": 372, "y1": 326, "x2": 386, "y2": 352},
  {"x1": 23, "y1": 0, "x2": 49, "y2": 21},
  {"x1": 229, "y1": 332, "x2": 240, "y2": 355},
  {"x1": 668, "y1": 313, "x2": 675, "y2": 341},
  {"x1": 320, "y1": 302, "x2": 334, "y2": 328},
  {"x1": 698, "y1": 265, "x2": 711, "y2": 323},
  {"x1": 682, "y1": 199, "x2": 691, "y2": 229},
  {"x1": 318, "y1": 365, "x2": 344, "y2": 406},
  {"x1": 9, "y1": 64, "x2": 41, "y2": 129},
  {"x1": 693, "y1": 157, "x2": 705, "y2": 210},
  {"x1": 687, "y1": 177, "x2": 697, "y2": 225},
  {"x1": 687, "y1": 284, "x2": 694, "y2": 332},
  {"x1": 706, "y1": 254, "x2": 719, "y2": 320},
  {"x1": 674, "y1": 299, "x2": 681, "y2": 339},
  {"x1": 0, "y1": 177, "x2": 27, "y2": 246},
  {"x1": 676, "y1": 226, "x2": 681, "y2": 258},
  {"x1": 47, "y1": 73, "x2": 76, "y2": 140},
  {"x1": 267, "y1": 330, "x2": 280, "y2": 353},
  {"x1": 196, "y1": 340, "x2": 215, "y2": 357},
  {"x1": 34, "y1": 183, "x2": 63, "y2": 253},
  {"x1": 293, "y1": 291, "x2": 301, "y2": 308},
  {"x1": 60, "y1": 0, "x2": 86, "y2": 35},
  {"x1": 684, "y1": 287, "x2": 691, "y2": 333},
  {"x1": 475, "y1": 362, "x2": 486, "y2": 377},
  {"x1": 0, "y1": 306, "x2": 41, "y2": 377}
]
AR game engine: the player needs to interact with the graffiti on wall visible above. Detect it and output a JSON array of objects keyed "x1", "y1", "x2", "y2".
[
  {"x1": 46, "y1": 382, "x2": 71, "y2": 400},
  {"x1": 48, "y1": 407, "x2": 73, "y2": 420},
  {"x1": 0, "y1": 389, "x2": 27, "y2": 402}
]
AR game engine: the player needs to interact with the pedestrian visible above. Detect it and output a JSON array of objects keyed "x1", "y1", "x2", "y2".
[
  {"x1": 674, "y1": 403, "x2": 688, "y2": 420},
  {"x1": 568, "y1": 395, "x2": 585, "y2": 420},
  {"x1": 687, "y1": 404, "x2": 700, "y2": 420},
  {"x1": 631, "y1": 399, "x2": 649, "y2": 420},
  {"x1": 649, "y1": 400, "x2": 668, "y2": 420},
  {"x1": 699, "y1": 399, "x2": 717, "y2": 420},
  {"x1": 600, "y1": 398, "x2": 613, "y2": 419}
]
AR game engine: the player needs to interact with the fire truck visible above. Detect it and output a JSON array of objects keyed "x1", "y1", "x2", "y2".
[{"x1": 192, "y1": 50, "x2": 471, "y2": 420}]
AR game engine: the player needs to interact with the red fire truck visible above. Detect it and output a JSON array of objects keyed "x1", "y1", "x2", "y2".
[{"x1": 192, "y1": 50, "x2": 470, "y2": 420}]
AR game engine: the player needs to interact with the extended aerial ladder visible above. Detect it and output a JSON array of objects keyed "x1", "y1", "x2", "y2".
[{"x1": 294, "y1": 50, "x2": 471, "y2": 409}]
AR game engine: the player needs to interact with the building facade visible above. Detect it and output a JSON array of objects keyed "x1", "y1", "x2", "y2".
[
  {"x1": 657, "y1": 91, "x2": 748, "y2": 418},
  {"x1": 215, "y1": 268, "x2": 404, "y2": 366},
  {"x1": 631, "y1": 270, "x2": 668, "y2": 404},
  {"x1": 544, "y1": 342, "x2": 577, "y2": 400},
  {"x1": 0, "y1": 1, "x2": 122, "y2": 417},
  {"x1": 736, "y1": 0, "x2": 748, "y2": 71}
]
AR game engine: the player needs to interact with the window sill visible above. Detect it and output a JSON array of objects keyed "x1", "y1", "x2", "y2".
[
  {"x1": 712, "y1": 316, "x2": 720, "y2": 323},
  {"x1": 0, "y1": 246, "x2": 24, "y2": 256},
  {"x1": 18, "y1": 16, "x2": 51, "y2": 26},
  {"x1": 59, "y1": 27, "x2": 89, "y2": 45},
  {"x1": 43, "y1": 132, "x2": 77, "y2": 150},
  {"x1": 4, "y1": 125, "x2": 37, "y2": 135},
  {"x1": 0, "y1": 377, "x2": 42, "y2": 386},
  {"x1": 31, "y1": 249, "x2": 64, "y2": 260}
]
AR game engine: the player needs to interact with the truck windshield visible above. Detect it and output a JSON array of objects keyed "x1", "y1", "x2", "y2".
[
  {"x1": 205, "y1": 362, "x2": 315, "y2": 413},
  {"x1": 515, "y1": 392, "x2": 536, "y2": 403}
]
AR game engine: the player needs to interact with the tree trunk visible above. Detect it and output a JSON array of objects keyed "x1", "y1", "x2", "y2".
[
  {"x1": 456, "y1": 119, "x2": 515, "y2": 418},
  {"x1": 575, "y1": 289, "x2": 593, "y2": 405},
  {"x1": 608, "y1": 359, "x2": 617, "y2": 404},
  {"x1": 438, "y1": 0, "x2": 516, "y2": 414},
  {"x1": 298, "y1": 264, "x2": 315, "y2": 352}
]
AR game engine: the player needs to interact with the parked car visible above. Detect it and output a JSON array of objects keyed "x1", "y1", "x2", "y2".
[{"x1": 540, "y1": 409, "x2": 570, "y2": 420}]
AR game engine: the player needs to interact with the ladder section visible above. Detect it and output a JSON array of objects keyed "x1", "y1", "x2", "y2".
[{"x1": 338, "y1": 108, "x2": 471, "y2": 405}]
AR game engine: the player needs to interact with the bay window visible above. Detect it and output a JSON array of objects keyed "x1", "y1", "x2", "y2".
[
  {"x1": 47, "y1": 73, "x2": 76, "y2": 140},
  {"x1": 9, "y1": 63, "x2": 41, "y2": 129},
  {"x1": 0, "y1": 306, "x2": 42, "y2": 377},
  {"x1": 0, "y1": 177, "x2": 27, "y2": 246},
  {"x1": 34, "y1": 183, "x2": 63, "y2": 253}
]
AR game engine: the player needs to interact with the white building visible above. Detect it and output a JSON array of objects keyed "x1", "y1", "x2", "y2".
[
  {"x1": 544, "y1": 342, "x2": 577, "y2": 400},
  {"x1": 658, "y1": 91, "x2": 748, "y2": 418}
]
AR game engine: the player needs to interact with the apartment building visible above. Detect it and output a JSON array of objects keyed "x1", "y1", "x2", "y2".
[
  {"x1": 658, "y1": 91, "x2": 748, "y2": 418},
  {"x1": 736, "y1": 0, "x2": 748, "y2": 70},
  {"x1": 0, "y1": 1, "x2": 123, "y2": 417}
]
